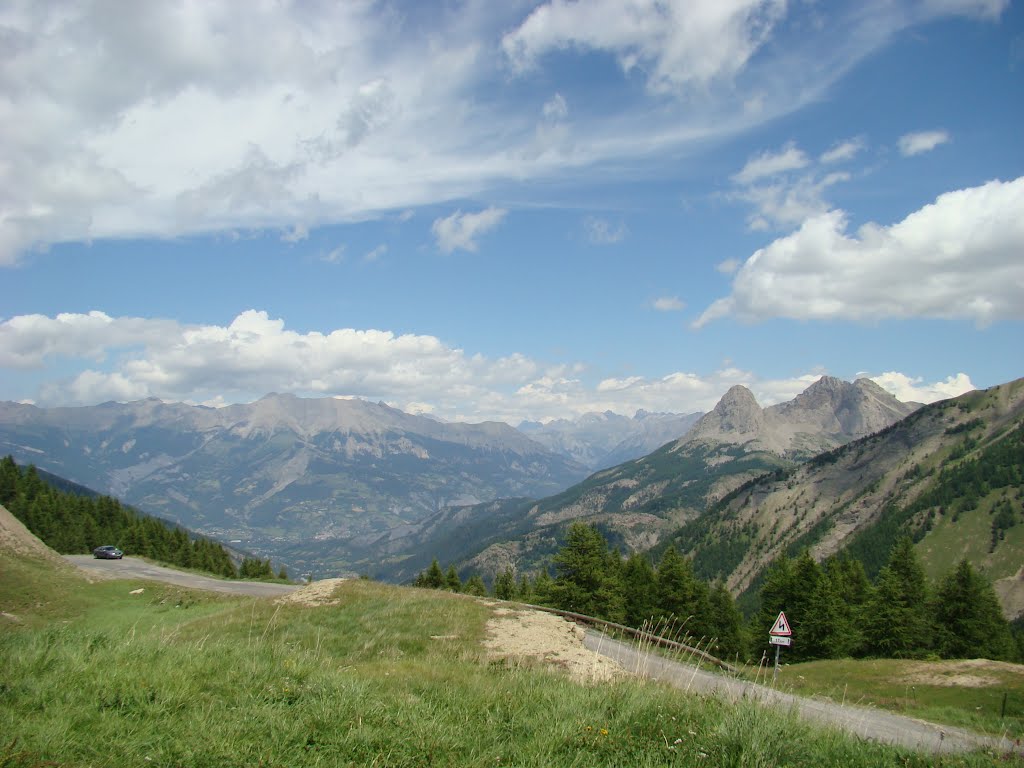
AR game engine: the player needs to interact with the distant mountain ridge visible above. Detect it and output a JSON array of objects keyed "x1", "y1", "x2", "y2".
[
  {"x1": 361, "y1": 376, "x2": 920, "y2": 581},
  {"x1": 0, "y1": 393, "x2": 590, "y2": 574},
  {"x1": 518, "y1": 409, "x2": 703, "y2": 469},
  {"x1": 684, "y1": 377, "x2": 920, "y2": 455}
]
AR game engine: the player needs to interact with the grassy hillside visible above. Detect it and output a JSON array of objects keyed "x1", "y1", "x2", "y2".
[
  {"x1": 662, "y1": 379, "x2": 1024, "y2": 615},
  {"x1": 2, "y1": 550, "x2": 1018, "y2": 766}
]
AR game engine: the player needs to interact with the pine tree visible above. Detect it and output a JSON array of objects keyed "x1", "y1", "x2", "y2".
[
  {"x1": 655, "y1": 546, "x2": 710, "y2": 641},
  {"x1": 549, "y1": 523, "x2": 624, "y2": 620},
  {"x1": 824, "y1": 554, "x2": 873, "y2": 657},
  {"x1": 493, "y1": 567, "x2": 517, "y2": 600},
  {"x1": 754, "y1": 554, "x2": 797, "y2": 656},
  {"x1": 463, "y1": 574, "x2": 487, "y2": 596},
  {"x1": 622, "y1": 553, "x2": 656, "y2": 628},
  {"x1": 932, "y1": 559, "x2": 1014, "y2": 660},
  {"x1": 423, "y1": 558, "x2": 445, "y2": 589},
  {"x1": 862, "y1": 538, "x2": 931, "y2": 657},
  {"x1": 517, "y1": 573, "x2": 534, "y2": 602},
  {"x1": 706, "y1": 582, "x2": 746, "y2": 661},
  {"x1": 445, "y1": 564, "x2": 462, "y2": 592},
  {"x1": 532, "y1": 569, "x2": 554, "y2": 605}
]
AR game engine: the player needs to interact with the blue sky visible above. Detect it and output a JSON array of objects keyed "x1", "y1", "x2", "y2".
[{"x1": 1, "y1": 0, "x2": 1022, "y2": 423}]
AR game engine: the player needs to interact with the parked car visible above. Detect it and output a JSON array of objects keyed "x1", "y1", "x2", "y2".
[{"x1": 92, "y1": 545, "x2": 123, "y2": 559}]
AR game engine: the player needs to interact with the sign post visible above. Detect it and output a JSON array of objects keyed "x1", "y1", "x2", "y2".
[{"x1": 768, "y1": 611, "x2": 792, "y2": 683}]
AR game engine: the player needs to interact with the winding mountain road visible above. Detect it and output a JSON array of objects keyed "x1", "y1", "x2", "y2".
[
  {"x1": 584, "y1": 631, "x2": 1022, "y2": 756},
  {"x1": 64, "y1": 555, "x2": 299, "y2": 598}
]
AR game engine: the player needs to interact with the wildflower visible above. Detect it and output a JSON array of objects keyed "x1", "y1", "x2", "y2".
[
  {"x1": 600, "y1": 728, "x2": 609, "y2": 737},
  {"x1": 674, "y1": 738, "x2": 683, "y2": 745}
]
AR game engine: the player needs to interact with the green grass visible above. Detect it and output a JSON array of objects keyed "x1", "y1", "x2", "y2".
[
  {"x1": 917, "y1": 495, "x2": 1024, "y2": 583},
  {"x1": 2, "y1": 564, "x2": 1022, "y2": 767},
  {"x1": 765, "y1": 657, "x2": 1024, "y2": 741}
]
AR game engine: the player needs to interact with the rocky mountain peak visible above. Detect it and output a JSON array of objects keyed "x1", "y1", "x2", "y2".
[{"x1": 688, "y1": 385, "x2": 765, "y2": 441}]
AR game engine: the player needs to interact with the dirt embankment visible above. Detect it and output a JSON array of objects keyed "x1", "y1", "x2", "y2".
[
  {"x1": 0, "y1": 502, "x2": 75, "y2": 568},
  {"x1": 275, "y1": 578, "x2": 348, "y2": 606},
  {"x1": 483, "y1": 606, "x2": 625, "y2": 684}
]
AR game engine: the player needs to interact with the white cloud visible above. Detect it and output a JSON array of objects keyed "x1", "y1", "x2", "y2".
[
  {"x1": 716, "y1": 259, "x2": 741, "y2": 274},
  {"x1": 432, "y1": 208, "x2": 507, "y2": 253},
  {"x1": 898, "y1": 130, "x2": 951, "y2": 156},
  {"x1": 584, "y1": 216, "x2": 627, "y2": 245},
  {"x1": 732, "y1": 142, "x2": 810, "y2": 185},
  {"x1": 1, "y1": 308, "x2": 955, "y2": 421},
  {"x1": 364, "y1": 244, "x2": 388, "y2": 262},
  {"x1": 321, "y1": 245, "x2": 346, "y2": 263},
  {"x1": 652, "y1": 297, "x2": 685, "y2": 311},
  {"x1": 868, "y1": 372, "x2": 976, "y2": 403},
  {"x1": 0, "y1": 2, "x2": 1008, "y2": 264},
  {"x1": 281, "y1": 224, "x2": 309, "y2": 243},
  {"x1": 542, "y1": 93, "x2": 569, "y2": 121},
  {"x1": 738, "y1": 171, "x2": 850, "y2": 230},
  {"x1": 503, "y1": 0, "x2": 787, "y2": 94},
  {"x1": 730, "y1": 140, "x2": 853, "y2": 230},
  {"x1": 695, "y1": 176, "x2": 1024, "y2": 327},
  {"x1": 820, "y1": 137, "x2": 865, "y2": 164}
]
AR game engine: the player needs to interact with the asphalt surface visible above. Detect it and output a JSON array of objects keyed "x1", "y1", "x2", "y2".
[
  {"x1": 584, "y1": 631, "x2": 1023, "y2": 756},
  {"x1": 64, "y1": 555, "x2": 299, "y2": 597}
]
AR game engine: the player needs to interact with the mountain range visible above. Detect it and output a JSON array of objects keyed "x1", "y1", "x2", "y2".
[
  {"x1": 359, "y1": 377, "x2": 920, "y2": 581},
  {"x1": 5, "y1": 374, "x2": 1018, "y2": 620},
  {"x1": 518, "y1": 409, "x2": 703, "y2": 470},
  {"x1": 0, "y1": 393, "x2": 592, "y2": 571}
]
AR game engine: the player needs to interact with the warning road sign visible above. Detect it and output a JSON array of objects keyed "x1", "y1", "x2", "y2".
[{"x1": 769, "y1": 611, "x2": 791, "y2": 636}]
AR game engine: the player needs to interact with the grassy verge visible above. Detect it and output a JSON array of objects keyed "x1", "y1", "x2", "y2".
[
  {"x1": 1, "y1": 572, "x2": 1021, "y2": 766},
  {"x1": 754, "y1": 657, "x2": 1024, "y2": 741}
]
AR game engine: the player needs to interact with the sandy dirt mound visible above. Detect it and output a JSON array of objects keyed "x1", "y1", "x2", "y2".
[
  {"x1": 483, "y1": 607, "x2": 626, "y2": 684},
  {"x1": 276, "y1": 578, "x2": 347, "y2": 606},
  {"x1": 0, "y1": 503, "x2": 71, "y2": 566},
  {"x1": 900, "y1": 659, "x2": 1024, "y2": 688}
]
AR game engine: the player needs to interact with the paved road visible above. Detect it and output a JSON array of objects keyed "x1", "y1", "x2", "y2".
[
  {"x1": 584, "y1": 630, "x2": 1022, "y2": 757},
  {"x1": 65, "y1": 555, "x2": 299, "y2": 598}
]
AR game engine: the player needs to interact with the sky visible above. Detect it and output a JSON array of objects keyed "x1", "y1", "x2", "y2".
[{"x1": 1, "y1": 0, "x2": 1022, "y2": 424}]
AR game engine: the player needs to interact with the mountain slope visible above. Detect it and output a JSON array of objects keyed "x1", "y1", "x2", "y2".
[
  {"x1": 0, "y1": 394, "x2": 588, "y2": 572},
  {"x1": 367, "y1": 376, "x2": 918, "y2": 581},
  {"x1": 665, "y1": 378, "x2": 1024, "y2": 617}
]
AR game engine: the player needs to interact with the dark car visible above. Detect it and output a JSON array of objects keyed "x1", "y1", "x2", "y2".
[{"x1": 92, "y1": 545, "x2": 123, "y2": 559}]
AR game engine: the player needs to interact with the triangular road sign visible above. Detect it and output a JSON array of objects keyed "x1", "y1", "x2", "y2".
[{"x1": 769, "y1": 611, "x2": 792, "y2": 636}]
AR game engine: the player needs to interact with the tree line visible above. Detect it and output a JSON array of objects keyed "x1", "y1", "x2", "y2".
[
  {"x1": 416, "y1": 522, "x2": 1021, "y2": 664},
  {"x1": 1, "y1": 456, "x2": 285, "y2": 581}
]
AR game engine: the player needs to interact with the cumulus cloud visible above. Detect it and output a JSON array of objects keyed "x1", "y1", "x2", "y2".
[
  {"x1": 503, "y1": 0, "x2": 786, "y2": 93},
  {"x1": 695, "y1": 176, "x2": 1024, "y2": 327},
  {"x1": 652, "y1": 296, "x2": 686, "y2": 311},
  {"x1": 431, "y1": 208, "x2": 507, "y2": 253},
  {"x1": 1, "y1": 308, "x2": 958, "y2": 420},
  {"x1": 898, "y1": 130, "x2": 951, "y2": 156},
  {"x1": 716, "y1": 259, "x2": 741, "y2": 274},
  {"x1": 868, "y1": 372, "x2": 976, "y2": 403}
]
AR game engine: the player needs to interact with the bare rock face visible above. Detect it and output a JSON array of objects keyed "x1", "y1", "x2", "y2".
[
  {"x1": 679, "y1": 376, "x2": 919, "y2": 458},
  {"x1": 686, "y1": 385, "x2": 766, "y2": 442}
]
